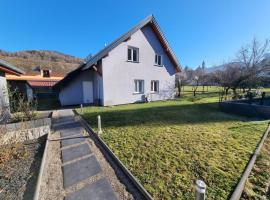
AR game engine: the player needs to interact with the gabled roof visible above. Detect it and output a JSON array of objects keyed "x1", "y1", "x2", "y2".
[
  {"x1": 82, "y1": 15, "x2": 181, "y2": 72},
  {"x1": 55, "y1": 15, "x2": 181, "y2": 89},
  {"x1": 0, "y1": 59, "x2": 25, "y2": 75}
]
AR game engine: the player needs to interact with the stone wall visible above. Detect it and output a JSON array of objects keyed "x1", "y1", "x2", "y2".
[
  {"x1": 0, "y1": 118, "x2": 51, "y2": 145},
  {"x1": 219, "y1": 101, "x2": 270, "y2": 119}
]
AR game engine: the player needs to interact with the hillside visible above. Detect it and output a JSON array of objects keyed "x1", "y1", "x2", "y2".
[{"x1": 0, "y1": 50, "x2": 83, "y2": 74}]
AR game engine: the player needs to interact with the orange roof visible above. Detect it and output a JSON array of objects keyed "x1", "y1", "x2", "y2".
[
  {"x1": 6, "y1": 74, "x2": 63, "y2": 81},
  {"x1": 27, "y1": 80, "x2": 58, "y2": 87}
]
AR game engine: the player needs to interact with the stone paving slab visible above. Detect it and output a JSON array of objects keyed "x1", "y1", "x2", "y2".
[
  {"x1": 62, "y1": 143, "x2": 92, "y2": 163},
  {"x1": 54, "y1": 122, "x2": 82, "y2": 131},
  {"x1": 61, "y1": 137, "x2": 86, "y2": 148},
  {"x1": 60, "y1": 127, "x2": 84, "y2": 138},
  {"x1": 63, "y1": 156, "x2": 102, "y2": 188},
  {"x1": 65, "y1": 178, "x2": 118, "y2": 200},
  {"x1": 55, "y1": 116, "x2": 75, "y2": 123}
]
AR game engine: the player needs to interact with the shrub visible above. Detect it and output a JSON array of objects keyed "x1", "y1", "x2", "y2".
[{"x1": 8, "y1": 86, "x2": 37, "y2": 122}]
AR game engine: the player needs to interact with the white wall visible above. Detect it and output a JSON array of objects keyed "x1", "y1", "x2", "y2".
[
  {"x1": 0, "y1": 73, "x2": 10, "y2": 112},
  {"x1": 102, "y1": 24, "x2": 176, "y2": 106},
  {"x1": 59, "y1": 69, "x2": 103, "y2": 106}
]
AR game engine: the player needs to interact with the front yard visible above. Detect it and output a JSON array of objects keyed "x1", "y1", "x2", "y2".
[{"x1": 78, "y1": 94, "x2": 269, "y2": 199}]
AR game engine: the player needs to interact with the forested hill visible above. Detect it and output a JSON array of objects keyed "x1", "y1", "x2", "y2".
[{"x1": 0, "y1": 50, "x2": 83, "y2": 74}]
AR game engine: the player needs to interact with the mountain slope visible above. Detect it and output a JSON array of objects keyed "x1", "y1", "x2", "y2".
[{"x1": 0, "y1": 50, "x2": 83, "y2": 74}]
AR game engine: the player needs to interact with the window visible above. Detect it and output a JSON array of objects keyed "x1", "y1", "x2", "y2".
[
  {"x1": 151, "y1": 80, "x2": 159, "y2": 93},
  {"x1": 134, "y1": 80, "x2": 144, "y2": 93},
  {"x1": 155, "y1": 54, "x2": 162, "y2": 66},
  {"x1": 128, "y1": 47, "x2": 139, "y2": 62},
  {"x1": 43, "y1": 70, "x2": 50, "y2": 77}
]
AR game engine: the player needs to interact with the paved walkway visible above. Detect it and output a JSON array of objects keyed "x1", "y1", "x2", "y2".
[{"x1": 53, "y1": 109, "x2": 121, "y2": 200}]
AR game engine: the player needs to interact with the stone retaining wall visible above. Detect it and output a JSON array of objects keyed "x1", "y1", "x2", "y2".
[
  {"x1": 219, "y1": 101, "x2": 270, "y2": 119},
  {"x1": 0, "y1": 118, "x2": 51, "y2": 145}
]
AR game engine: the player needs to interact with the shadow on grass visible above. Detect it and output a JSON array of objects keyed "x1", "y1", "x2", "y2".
[{"x1": 81, "y1": 101, "x2": 256, "y2": 129}]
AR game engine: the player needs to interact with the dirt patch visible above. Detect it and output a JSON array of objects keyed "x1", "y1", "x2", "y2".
[{"x1": 0, "y1": 137, "x2": 46, "y2": 200}]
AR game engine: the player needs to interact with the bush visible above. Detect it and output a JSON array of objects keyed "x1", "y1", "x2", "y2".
[{"x1": 8, "y1": 86, "x2": 37, "y2": 122}]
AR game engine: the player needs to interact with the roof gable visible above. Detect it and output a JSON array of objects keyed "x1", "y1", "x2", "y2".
[
  {"x1": 82, "y1": 15, "x2": 181, "y2": 72},
  {"x1": 55, "y1": 15, "x2": 181, "y2": 89}
]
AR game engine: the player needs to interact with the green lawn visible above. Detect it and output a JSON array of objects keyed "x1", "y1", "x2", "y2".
[
  {"x1": 78, "y1": 92, "x2": 269, "y2": 199},
  {"x1": 241, "y1": 132, "x2": 270, "y2": 199}
]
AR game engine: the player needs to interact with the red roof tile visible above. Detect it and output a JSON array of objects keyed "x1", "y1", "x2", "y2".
[{"x1": 27, "y1": 80, "x2": 58, "y2": 87}]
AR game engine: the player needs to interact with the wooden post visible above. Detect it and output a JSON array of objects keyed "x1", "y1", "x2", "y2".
[
  {"x1": 97, "y1": 115, "x2": 102, "y2": 134},
  {"x1": 195, "y1": 180, "x2": 206, "y2": 200}
]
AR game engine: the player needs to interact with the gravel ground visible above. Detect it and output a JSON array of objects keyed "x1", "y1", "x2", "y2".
[
  {"x1": 38, "y1": 131, "x2": 65, "y2": 200},
  {"x1": 0, "y1": 137, "x2": 46, "y2": 200}
]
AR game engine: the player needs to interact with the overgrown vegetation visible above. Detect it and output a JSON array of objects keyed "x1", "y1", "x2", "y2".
[
  {"x1": 78, "y1": 90, "x2": 269, "y2": 199},
  {"x1": 8, "y1": 86, "x2": 37, "y2": 122},
  {"x1": 0, "y1": 143, "x2": 25, "y2": 167}
]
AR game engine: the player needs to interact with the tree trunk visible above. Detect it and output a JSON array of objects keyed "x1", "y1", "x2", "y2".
[
  {"x1": 177, "y1": 80, "x2": 181, "y2": 98},
  {"x1": 225, "y1": 88, "x2": 229, "y2": 100},
  {"x1": 232, "y1": 88, "x2": 237, "y2": 99}
]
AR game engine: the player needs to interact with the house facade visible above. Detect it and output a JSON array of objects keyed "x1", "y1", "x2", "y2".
[
  {"x1": 55, "y1": 15, "x2": 181, "y2": 106},
  {"x1": 0, "y1": 59, "x2": 24, "y2": 121}
]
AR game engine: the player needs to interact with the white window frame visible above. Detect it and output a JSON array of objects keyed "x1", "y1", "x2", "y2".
[
  {"x1": 127, "y1": 46, "x2": 139, "y2": 62},
  {"x1": 151, "y1": 80, "x2": 159, "y2": 93},
  {"x1": 155, "y1": 54, "x2": 162, "y2": 66},
  {"x1": 134, "y1": 80, "x2": 144, "y2": 93}
]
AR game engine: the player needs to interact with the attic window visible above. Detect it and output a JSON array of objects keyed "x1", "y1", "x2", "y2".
[
  {"x1": 127, "y1": 46, "x2": 139, "y2": 62},
  {"x1": 43, "y1": 70, "x2": 50, "y2": 77},
  {"x1": 155, "y1": 54, "x2": 162, "y2": 66}
]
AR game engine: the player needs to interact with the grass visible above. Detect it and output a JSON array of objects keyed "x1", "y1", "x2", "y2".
[
  {"x1": 241, "y1": 134, "x2": 270, "y2": 199},
  {"x1": 77, "y1": 89, "x2": 269, "y2": 199}
]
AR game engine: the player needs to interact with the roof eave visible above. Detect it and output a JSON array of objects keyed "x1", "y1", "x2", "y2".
[{"x1": 0, "y1": 59, "x2": 25, "y2": 75}]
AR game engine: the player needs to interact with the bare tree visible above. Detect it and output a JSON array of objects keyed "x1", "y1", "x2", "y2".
[
  {"x1": 212, "y1": 63, "x2": 242, "y2": 100},
  {"x1": 211, "y1": 38, "x2": 270, "y2": 100},
  {"x1": 176, "y1": 68, "x2": 190, "y2": 97},
  {"x1": 237, "y1": 38, "x2": 270, "y2": 91},
  {"x1": 192, "y1": 75, "x2": 199, "y2": 96}
]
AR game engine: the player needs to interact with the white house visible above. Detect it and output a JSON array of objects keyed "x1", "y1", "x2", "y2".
[
  {"x1": 55, "y1": 15, "x2": 181, "y2": 106},
  {"x1": 0, "y1": 59, "x2": 24, "y2": 122}
]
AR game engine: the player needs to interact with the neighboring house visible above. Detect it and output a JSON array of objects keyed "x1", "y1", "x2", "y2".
[
  {"x1": 0, "y1": 59, "x2": 24, "y2": 119},
  {"x1": 55, "y1": 15, "x2": 181, "y2": 106},
  {"x1": 6, "y1": 67, "x2": 64, "y2": 109}
]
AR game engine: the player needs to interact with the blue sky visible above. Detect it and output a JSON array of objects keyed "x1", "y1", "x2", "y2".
[{"x1": 1, "y1": 0, "x2": 270, "y2": 68}]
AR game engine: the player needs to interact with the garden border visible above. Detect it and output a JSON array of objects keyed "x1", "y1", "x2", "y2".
[
  {"x1": 33, "y1": 115, "x2": 55, "y2": 200},
  {"x1": 74, "y1": 110, "x2": 153, "y2": 200},
  {"x1": 230, "y1": 122, "x2": 270, "y2": 200}
]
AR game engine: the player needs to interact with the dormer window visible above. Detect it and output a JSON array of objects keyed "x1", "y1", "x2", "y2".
[
  {"x1": 155, "y1": 54, "x2": 162, "y2": 66},
  {"x1": 43, "y1": 70, "x2": 50, "y2": 77},
  {"x1": 127, "y1": 46, "x2": 139, "y2": 62}
]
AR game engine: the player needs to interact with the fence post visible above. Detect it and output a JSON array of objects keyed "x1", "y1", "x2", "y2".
[
  {"x1": 195, "y1": 180, "x2": 206, "y2": 200},
  {"x1": 97, "y1": 115, "x2": 102, "y2": 134}
]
